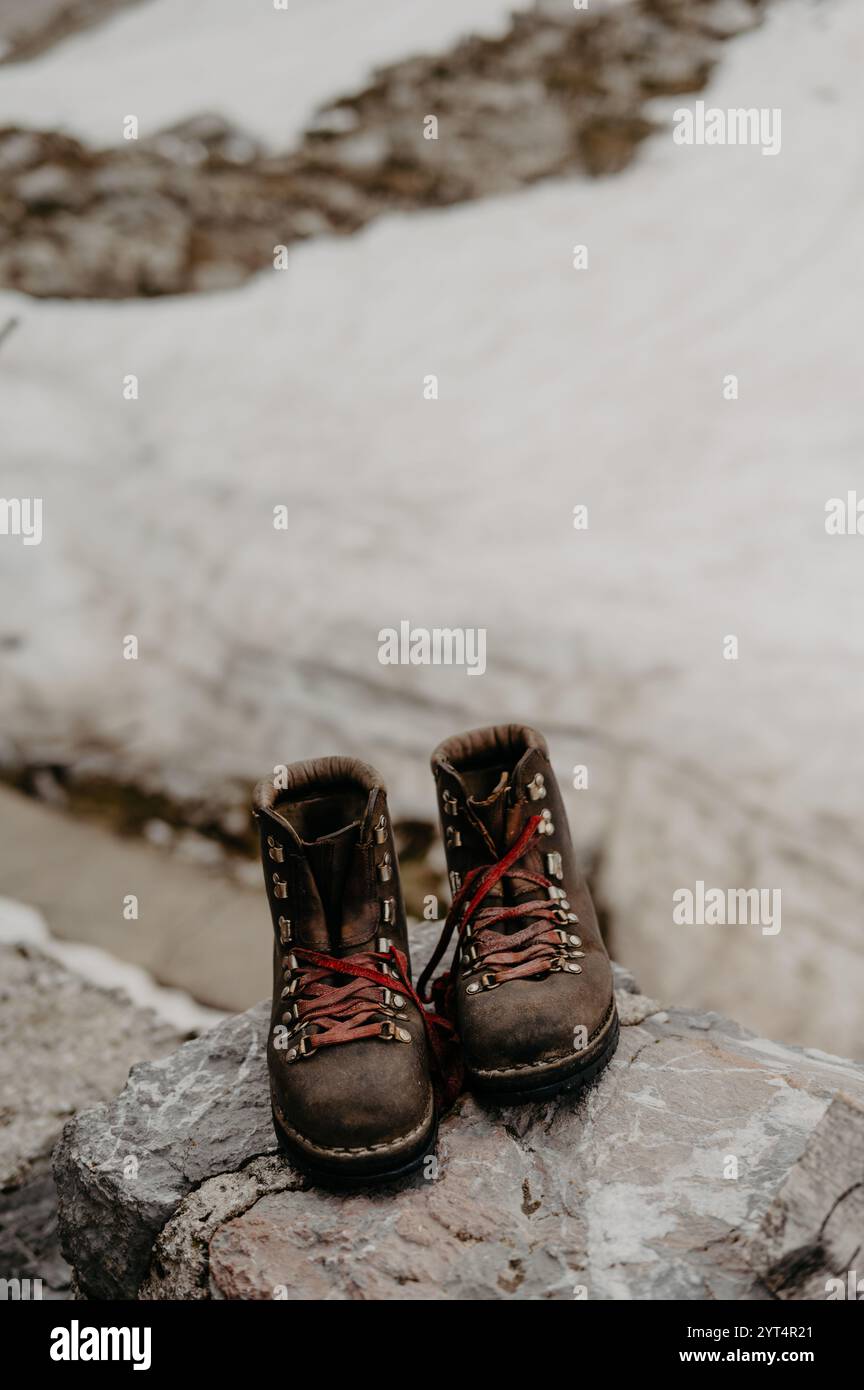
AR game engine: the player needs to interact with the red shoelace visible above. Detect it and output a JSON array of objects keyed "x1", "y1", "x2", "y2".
[
  {"x1": 416, "y1": 814, "x2": 576, "y2": 1012},
  {"x1": 278, "y1": 816, "x2": 574, "y2": 1114},
  {"x1": 284, "y1": 941, "x2": 462, "y2": 1111}
]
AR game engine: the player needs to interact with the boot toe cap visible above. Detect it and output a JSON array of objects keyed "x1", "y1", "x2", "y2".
[
  {"x1": 459, "y1": 969, "x2": 615, "y2": 1085},
  {"x1": 270, "y1": 1027, "x2": 435, "y2": 1177}
]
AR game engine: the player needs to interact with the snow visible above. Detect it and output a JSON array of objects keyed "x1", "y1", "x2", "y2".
[
  {"x1": 0, "y1": 897, "x2": 224, "y2": 1032},
  {"x1": 0, "y1": 0, "x2": 529, "y2": 148},
  {"x1": 1, "y1": 0, "x2": 862, "y2": 1053}
]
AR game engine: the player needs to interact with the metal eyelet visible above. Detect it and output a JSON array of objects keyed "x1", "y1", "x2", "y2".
[
  {"x1": 449, "y1": 870, "x2": 462, "y2": 893},
  {"x1": 545, "y1": 851, "x2": 563, "y2": 880},
  {"x1": 287, "y1": 1032, "x2": 316, "y2": 1063},
  {"x1": 377, "y1": 852, "x2": 393, "y2": 883},
  {"x1": 445, "y1": 825, "x2": 462, "y2": 848},
  {"x1": 459, "y1": 943, "x2": 479, "y2": 976},
  {"x1": 527, "y1": 773, "x2": 546, "y2": 801},
  {"x1": 465, "y1": 968, "x2": 500, "y2": 993},
  {"x1": 376, "y1": 940, "x2": 398, "y2": 977},
  {"x1": 380, "y1": 1019, "x2": 411, "y2": 1043},
  {"x1": 443, "y1": 791, "x2": 459, "y2": 817},
  {"x1": 564, "y1": 962, "x2": 582, "y2": 975},
  {"x1": 277, "y1": 916, "x2": 292, "y2": 945},
  {"x1": 380, "y1": 898, "x2": 395, "y2": 925},
  {"x1": 272, "y1": 873, "x2": 288, "y2": 899},
  {"x1": 548, "y1": 884, "x2": 565, "y2": 901},
  {"x1": 538, "y1": 809, "x2": 555, "y2": 836},
  {"x1": 556, "y1": 931, "x2": 584, "y2": 953},
  {"x1": 374, "y1": 814, "x2": 388, "y2": 845},
  {"x1": 267, "y1": 834, "x2": 284, "y2": 862}
]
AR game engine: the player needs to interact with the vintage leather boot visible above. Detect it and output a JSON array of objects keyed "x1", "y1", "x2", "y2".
[
  {"x1": 253, "y1": 757, "x2": 436, "y2": 1183},
  {"x1": 421, "y1": 725, "x2": 619, "y2": 1103}
]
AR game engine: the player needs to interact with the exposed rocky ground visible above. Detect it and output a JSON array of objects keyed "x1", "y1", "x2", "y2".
[
  {"x1": 53, "y1": 939, "x2": 864, "y2": 1300},
  {"x1": 0, "y1": 1, "x2": 142, "y2": 67},
  {"x1": 0, "y1": 937, "x2": 183, "y2": 1296},
  {"x1": 0, "y1": 0, "x2": 768, "y2": 298}
]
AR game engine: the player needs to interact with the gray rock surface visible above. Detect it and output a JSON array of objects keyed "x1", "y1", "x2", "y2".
[
  {"x1": 748, "y1": 1093, "x2": 864, "y2": 1301},
  {"x1": 54, "y1": 956, "x2": 864, "y2": 1300},
  {"x1": 53, "y1": 998, "x2": 272, "y2": 1301},
  {"x1": 0, "y1": 940, "x2": 181, "y2": 1295}
]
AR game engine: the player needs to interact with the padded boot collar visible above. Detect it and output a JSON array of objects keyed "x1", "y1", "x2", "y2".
[
  {"x1": 431, "y1": 723, "x2": 547, "y2": 776},
  {"x1": 254, "y1": 757, "x2": 399, "y2": 954}
]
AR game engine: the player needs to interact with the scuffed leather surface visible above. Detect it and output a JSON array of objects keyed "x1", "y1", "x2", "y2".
[
  {"x1": 254, "y1": 757, "x2": 434, "y2": 1171},
  {"x1": 433, "y1": 725, "x2": 614, "y2": 1080}
]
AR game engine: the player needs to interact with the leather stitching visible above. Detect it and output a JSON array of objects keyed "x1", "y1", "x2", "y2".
[
  {"x1": 272, "y1": 1094, "x2": 434, "y2": 1158},
  {"x1": 467, "y1": 1001, "x2": 617, "y2": 1078}
]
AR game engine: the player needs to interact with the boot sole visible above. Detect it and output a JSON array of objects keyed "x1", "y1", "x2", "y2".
[
  {"x1": 272, "y1": 1105, "x2": 438, "y2": 1189},
  {"x1": 467, "y1": 1006, "x2": 620, "y2": 1106}
]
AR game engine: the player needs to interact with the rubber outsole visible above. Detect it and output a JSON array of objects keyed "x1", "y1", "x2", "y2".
[
  {"x1": 272, "y1": 1105, "x2": 438, "y2": 1189},
  {"x1": 467, "y1": 1007, "x2": 620, "y2": 1106}
]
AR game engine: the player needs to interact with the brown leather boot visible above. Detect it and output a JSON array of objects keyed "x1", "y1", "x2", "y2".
[
  {"x1": 421, "y1": 725, "x2": 619, "y2": 1103},
  {"x1": 253, "y1": 757, "x2": 437, "y2": 1184}
]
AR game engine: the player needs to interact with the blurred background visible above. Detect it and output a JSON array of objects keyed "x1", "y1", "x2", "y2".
[{"x1": 0, "y1": 0, "x2": 862, "y2": 1059}]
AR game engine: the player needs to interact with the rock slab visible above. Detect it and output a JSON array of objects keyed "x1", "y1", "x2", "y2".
[
  {"x1": 0, "y1": 940, "x2": 180, "y2": 1295},
  {"x1": 748, "y1": 1092, "x2": 864, "y2": 1300},
  {"x1": 54, "y1": 962, "x2": 864, "y2": 1300}
]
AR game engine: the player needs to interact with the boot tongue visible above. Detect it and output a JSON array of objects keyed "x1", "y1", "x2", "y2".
[
  {"x1": 303, "y1": 823, "x2": 360, "y2": 938},
  {"x1": 466, "y1": 770, "x2": 510, "y2": 852},
  {"x1": 466, "y1": 754, "x2": 546, "y2": 915},
  {"x1": 504, "y1": 747, "x2": 550, "y2": 909},
  {"x1": 466, "y1": 772, "x2": 517, "y2": 911}
]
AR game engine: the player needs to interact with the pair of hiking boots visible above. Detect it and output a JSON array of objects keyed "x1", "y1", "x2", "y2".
[{"x1": 253, "y1": 724, "x2": 619, "y2": 1185}]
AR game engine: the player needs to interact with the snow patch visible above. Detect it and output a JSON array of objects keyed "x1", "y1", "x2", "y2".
[
  {"x1": 0, "y1": 896, "x2": 224, "y2": 1034},
  {"x1": 0, "y1": 0, "x2": 531, "y2": 147}
]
